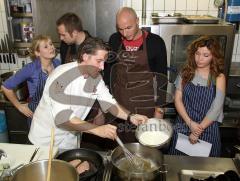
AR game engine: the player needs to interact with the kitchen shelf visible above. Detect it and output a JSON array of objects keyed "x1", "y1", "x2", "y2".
[
  {"x1": 11, "y1": 12, "x2": 33, "y2": 18},
  {"x1": 5, "y1": 0, "x2": 35, "y2": 47},
  {"x1": 14, "y1": 42, "x2": 31, "y2": 48}
]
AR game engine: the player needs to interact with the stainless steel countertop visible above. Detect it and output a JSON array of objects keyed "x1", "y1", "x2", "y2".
[{"x1": 164, "y1": 155, "x2": 239, "y2": 180}]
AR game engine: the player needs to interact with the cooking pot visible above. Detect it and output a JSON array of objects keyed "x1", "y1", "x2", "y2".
[
  {"x1": 0, "y1": 71, "x2": 29, "y2": 101},
  {"x1": 136, "y1": 118, "x2": 173, "y2": 149},
  {"x1": 111, "y1": 143, "x2": 166, "y2": 181},
  {"x1": 56, "y1": 148, "x2": 103, "y2": 181},
  {"x1": 12, "y1": 159, "x2": 79, "y2": 181}
]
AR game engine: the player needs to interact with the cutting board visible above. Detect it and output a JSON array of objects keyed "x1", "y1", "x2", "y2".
[{"x1": 0, "y1": 143, "x2": 58, "y2": 168}]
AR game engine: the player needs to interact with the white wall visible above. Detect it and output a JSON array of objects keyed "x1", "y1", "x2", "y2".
[{"x1": 124, "y1": 0, "x2": 240, "y2": 63}]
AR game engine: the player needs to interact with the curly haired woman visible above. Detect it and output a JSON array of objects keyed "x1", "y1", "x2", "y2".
[{"x1": 168, "y1": 36, "x2": 225, "y2": 157}]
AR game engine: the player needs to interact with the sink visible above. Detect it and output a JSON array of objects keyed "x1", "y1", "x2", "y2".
[{"x1": 178, "y1": 169, "x2": 224, "y2": 181}]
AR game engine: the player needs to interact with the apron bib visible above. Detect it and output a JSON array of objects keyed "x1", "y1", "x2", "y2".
[
  {"x1": 110, "y1": 31, "x2": 156, "y2": 143},
  {"x1": 169, "y1": 82, "x2": 221, "y2": 157},
  {"x1": 27, "y1": 71, "x2": 49, "y2": 128},
  {"x1": 111, "y1": 31, "x2": 155, "y2": 117}
]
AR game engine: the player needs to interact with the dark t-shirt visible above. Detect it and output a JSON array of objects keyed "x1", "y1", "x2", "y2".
[{"x1": 60, "y1": 31, "x2": 90, "y2": 64}]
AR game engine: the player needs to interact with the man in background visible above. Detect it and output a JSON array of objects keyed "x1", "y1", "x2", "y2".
[
  {"x1": 56, "y1": 13, "x2": 90, "y2": 64},
  {"x1": 104, "y1": 7, "x2": 168, "y2": 143}
]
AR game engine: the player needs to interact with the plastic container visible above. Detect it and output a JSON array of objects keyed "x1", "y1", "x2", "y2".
[
  {"x1": 0, "y1": 110, "x2": 9, "y2": 143},
  {"x1": 226, "y1": 0, "x2": 240, "y2": 22},
  {"x1": 20, "y1": 22, "x2": 30, "y2": 42}
]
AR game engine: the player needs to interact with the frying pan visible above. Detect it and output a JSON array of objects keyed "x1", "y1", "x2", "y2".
[{"x1": 56, "y1": 148, "x2": 103, "y2": 181}]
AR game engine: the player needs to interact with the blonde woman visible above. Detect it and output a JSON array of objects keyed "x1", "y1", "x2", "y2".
[{"x1": 1, "y1": 35, "x2": 60, "y2": 128}]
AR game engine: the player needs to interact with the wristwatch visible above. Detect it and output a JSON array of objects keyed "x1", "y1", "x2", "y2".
[{"x1": 127, "y1": 113, "x2": 134, "y2": 122}]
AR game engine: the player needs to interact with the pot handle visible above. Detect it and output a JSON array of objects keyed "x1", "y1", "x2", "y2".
[
  {"x1": 0, "y1": 163, "x2": 24, "y2": 179},
  {"x1": 10, "y1": 163, "x2": 24, "y2": 176},
  {"x1": 158, "y1": 163, "x2": 168, "y2": 174},
  {"x1": 157, "y1": 164, "x2": 168, "y2": 181}
]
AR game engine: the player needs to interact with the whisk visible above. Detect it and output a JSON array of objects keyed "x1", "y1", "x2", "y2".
[{"x1": 116, "y1": 136, "x2": 144, "y2": 169}]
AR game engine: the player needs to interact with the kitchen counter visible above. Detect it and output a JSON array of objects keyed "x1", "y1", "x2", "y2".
[
  {"x1": 85, "y1": 150, "x2": 240, "y2": 180},
  {"x1": 164, "y1": 155, "x2": 239, "y2": 180},
  {"x1": 0, "y1": 143, "x2": 58, "y2": 168}
]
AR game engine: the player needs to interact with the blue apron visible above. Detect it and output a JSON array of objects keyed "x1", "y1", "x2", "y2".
[
  {"x1": 168, "y1": 81, "x2": 221, "y2": 157},
  {"x1": 27, "y1": 71, "x2": 48, "y2": 128}
]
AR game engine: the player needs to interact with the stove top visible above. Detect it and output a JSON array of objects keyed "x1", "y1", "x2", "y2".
[
  {"x1": 110, "y1": 174, "x2": 164, "y2": 181},
  {"x1": 101, "y1": 162, "x2": 166, "y2": 181}
]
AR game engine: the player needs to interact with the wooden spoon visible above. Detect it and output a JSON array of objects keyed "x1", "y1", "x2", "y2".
[{"x1": 47, "y1": 127, "x2": 54, "y2": 181}]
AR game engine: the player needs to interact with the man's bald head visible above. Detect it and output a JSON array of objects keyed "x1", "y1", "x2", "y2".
[
  {"x1": 116, "y1": 7, "x2": 138, "y2": 20},
  {"x1": 116, "y1": 7, "x2": 140, "y2": 41}
]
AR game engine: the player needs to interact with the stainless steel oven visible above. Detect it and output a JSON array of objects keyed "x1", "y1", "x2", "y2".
[{"x1": 141, "y1": 22, "x2": 235, "y2": 97}]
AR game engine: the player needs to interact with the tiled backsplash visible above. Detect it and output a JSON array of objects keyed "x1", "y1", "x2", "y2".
[{"x1": 0, "y1": 0, "x2": 239, "y2": 75}]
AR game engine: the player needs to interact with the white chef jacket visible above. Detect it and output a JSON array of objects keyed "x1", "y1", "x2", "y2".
[{"x1": 28, "y1": 62, "x2": 117, "y2": 149}]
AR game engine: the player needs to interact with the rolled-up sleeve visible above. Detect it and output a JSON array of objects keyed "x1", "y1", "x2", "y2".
[
  {"x1": 205, "y1": 88, "x2": 225, "y2": 122},
  {"x1": 174, "y1": 75, "x2": 182, "y2": 91},
  {"x1": 2, "y1": 64, "x2": 33, "y2": 89}
]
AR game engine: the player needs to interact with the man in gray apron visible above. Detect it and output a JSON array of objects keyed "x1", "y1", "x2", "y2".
[{"x1": 104, "y1": 7, "x2": 168, "y2": 143}]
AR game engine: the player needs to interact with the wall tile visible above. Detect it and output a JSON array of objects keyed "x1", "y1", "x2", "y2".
[
  {"x1": 164, "y1": 10, "x2": 175, "y2": 15},
  {"x1": 231, "y1": 55, "x2": 236, "y2": 62},
  {"x1": 0, "y1": 0, "x2": 6, "y2": 12},
  {"x1": 0, "y1": 32, "x2": 5, "y2": 40},
  {"x1": 175, "y1": 10, "x2": 186, "y2": 15},
  {"x1": 196, "y1": 10, "x2": 208, "y2": 15},
  {"x1": 146, "y1": 11, "x2": 153, "y2": 18},
  {"x1": 237, "y1": 34, "x2": 240, "y2": 55},
  {"x1": 153, "y1": 0, "x2": 164, "y2": 11},
  {"x1": 146, "y1": 0, "x2": 153, "y2": 11},
  {"x1": 0, "y1": 12, "x2": 5, "y2": 32},
  {"x1": 135, "y1": 10, "x2": 142, "y2": 18},
  {"x1": 235, "y1": 55, "x2": 240, "y2": 62},
  {"x1": 207, "y1": 10, "x2": 218, "y2": 17},
  {"x1": 132, "y1": 0, "x2": 142, "y2": 10},
  {"x1": 123, "y1": 0, "x2": 132, "y2": 7},
  {"x1": 233, "y1": 34, "x2": 238, "y2": 55},
  {"x1": 185, "y1": 10, "x2": 197, "y2": 15},
  {"x1": 165, "y1": 0, "x2": 175, "y2": 11},
  {"x1": 187, "y1": 0, "x2": 198, "y2": 10},
  {"x1": 198, "y1": 0, "x2": 209, "y2": 11},
  {"x1": 0, "y1": 12, "x2": 8, "y2": 33},
  {"x1": 176, "y1": 0, "x2": 186, "y2": 11},
  {"x1": 153, "y1": 10, "x2": 165, "y2": 14}
]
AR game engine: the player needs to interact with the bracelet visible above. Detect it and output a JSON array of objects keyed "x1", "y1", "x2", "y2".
[{"x1": 127, "y1": 113, "x2": 133, "y2": 122}]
